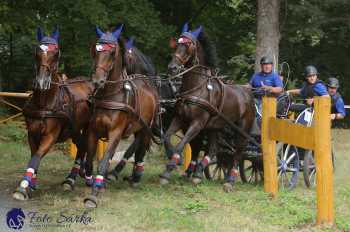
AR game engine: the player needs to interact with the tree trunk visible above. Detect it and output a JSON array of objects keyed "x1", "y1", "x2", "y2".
[{"x1": 255, "y1": 0, "x2": 280, "y2": 72}]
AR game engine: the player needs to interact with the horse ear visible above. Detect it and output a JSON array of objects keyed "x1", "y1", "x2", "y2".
[
  {"x1": 126, "y1": 36, "x2": 135, "y2": 49},
  {"x1": 37, "y1": 27, "x2": 44, "y2": 41},
  {"x1": 181, "y1": 22, "x2": 189, "y2": 33},
  {"x1": 112, "y1": 24, "x2": 124, "y2": 39},
  {"x1": 51, "y1": 25, "x2": 59, "y2": 42},
  {"x1": 169, "y1": 37, "x2": 177, "y2": 49},
  {"x1": 191, "y1": 25, "x2": 203, "y2": 39},
  {"x1": 95, "y1": 25, "x2": 104, "y2": 38}
]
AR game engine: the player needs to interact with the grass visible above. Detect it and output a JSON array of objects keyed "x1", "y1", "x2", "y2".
[{"x1": 0, "y1": 121, "x2": 349, "y2": 231}]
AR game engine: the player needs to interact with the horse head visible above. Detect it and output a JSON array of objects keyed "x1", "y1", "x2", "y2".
[
  {"x1": 168, "y1": 23, "x2": 203, "y2": 75},
  {"x1": 34, "y1": 26, "x2": 60, "y2": 90},
  {"x1": 91, "y1": 24, "x2": 123, "y2": 89}
]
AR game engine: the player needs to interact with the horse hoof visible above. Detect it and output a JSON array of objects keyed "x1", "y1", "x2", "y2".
[
  {"x1": 84, "y1": 195, "x2": 98, "y2": 208},
  {"x1": 85, "y1": 178, "x2": 94, "y2": 187},
  {"x1": 192, "y1": 177, "x2": 202, "y2": 185},
  {"x1": 79, "y1": 169, "x2": 86, "y2": 179},
  {"x1": 131, "y1": 182, "x2": 140, "y2": 188},
  {"x1": 223, "y1": 183, "x2": 233, "y2": 193},
  {"x1": 159, "y1": 177, "x2": 169, "y2": 185},
  {"x1": 62, "y1": 179, "x2": 74, "y2": 192},
  {"x1": 63, "y1": 183, "x2": 73, "y2": 192},
  {"x1": 13, "y1": 189, "x2": 29, "y2": 201},
  {"x1": 106, "y1": 173, "x2": 118, "y2": 182}
]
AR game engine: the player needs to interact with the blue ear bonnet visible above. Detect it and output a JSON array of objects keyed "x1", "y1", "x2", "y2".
[
  {"x1": 98, "y1": 32, "x2": 118, "y2": 43},
  {"x1": 39, "y1": 36, "x2": 58, "y2": 44},
  {"x1": 96, "y1": 24, "x2": 123, "y2": 44},
  {"x1": 37, "y1": 26, "x2": 59, "y2": 44},
  {"x1": 180, "y1": 24, "x2": 203, "y2": 42}
]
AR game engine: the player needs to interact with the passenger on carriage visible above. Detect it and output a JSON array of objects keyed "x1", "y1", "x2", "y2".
[
  {"x1": 287, "y1": 65, "x2": 329, "y2": 106},
  {"x1": 326, "y1": 77, "x2": 346, "y2": 120}
]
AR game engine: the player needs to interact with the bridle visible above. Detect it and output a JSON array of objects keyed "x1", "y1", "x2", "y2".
[
  {"x1": 93, "y1": 43, "x2": 118, "y2": 83},
  {"x1": 34, "y1": 44, "x2": 60, "y2": 89},
  {"x1": 173, "y1": 36, "x2": 199, "y2": 68}
]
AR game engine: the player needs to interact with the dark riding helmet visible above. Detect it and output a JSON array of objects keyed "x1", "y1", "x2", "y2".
[
  {"x1": 304, "y1": 65, "x2": 318, "y2": 77},
  {"x1": 327, "y1": 77, "x2": 340, "y2": 89},
  {"x1": 260, "y1": 56, "x2": 273, "y2": 65}
]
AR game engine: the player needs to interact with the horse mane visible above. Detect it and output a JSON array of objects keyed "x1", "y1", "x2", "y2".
[
  {"x1": 117, "y1": 37, "x2": 126, "y2": 69},
  {"x1": 197, "y1": 31, "x2": 218, "y2": 68}
]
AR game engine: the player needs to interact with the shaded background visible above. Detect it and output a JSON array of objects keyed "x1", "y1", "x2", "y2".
[{"x1": 1, "y1": 0, "x2": 349, "y2": 114}]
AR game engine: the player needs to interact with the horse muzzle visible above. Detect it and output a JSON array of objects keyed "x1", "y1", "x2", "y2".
[
  {"x1": 167, "y1": 62, "x2": 183, "y2": 76},
  {"x1": 33, "y1": 77, "x2": 51, "y2": 90}
]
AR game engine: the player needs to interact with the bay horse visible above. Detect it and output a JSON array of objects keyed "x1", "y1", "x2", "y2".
[
  {"x1": 83, "y1": 25, "x2": 159, "y2": 208},
  {"x1": 106, "y1": 36, "x2": 163, "y2": 181},
  {"x1": 159, "y1": 24, "x2": 256, "y2": 192},
  {"x1": 13, "y1": 27, "x2": 93, "y2": 200}
]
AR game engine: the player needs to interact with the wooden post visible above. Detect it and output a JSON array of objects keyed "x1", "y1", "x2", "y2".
[
  {"x1": 69, "y1": 139, "x2": 77, "y2": 159},
  {"x1": 182, "y1": 143, "x2": 192, "y2": 171},
  {"x1": 313, "y1": 97, "x2": 334, "y2": 225},
  {"x1": 69, "y1": 139, "x2": 106, "y2": 161},
  {"x1": 97, "y1": 140, "x2": 107, "y2": 161},
  {"x1": 262, "y1": 97, "x2": 278, "y2": 197}
]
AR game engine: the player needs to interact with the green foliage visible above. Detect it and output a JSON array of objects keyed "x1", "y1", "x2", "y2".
[
  {"x1": 0, "y1": 0, "x2": 349, "y2": 107},
  {"x1": 0, "y1": 121, "x2": 27, "y2": 142}
]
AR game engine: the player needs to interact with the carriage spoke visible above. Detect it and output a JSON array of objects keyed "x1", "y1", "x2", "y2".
[
  {"x1": 285, "y1": 152, "x2": 296, "y2": 165},
  {"x1": 283, "y1": 146, "x2": 289, "y2": 161},
  {"x1": 309, "y1": 169, "x2": 316, "y2": 186}
]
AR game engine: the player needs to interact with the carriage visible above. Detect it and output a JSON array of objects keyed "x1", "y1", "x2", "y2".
[{"x1": 205, "y1": 95, "x2": 335, "y2": 190}]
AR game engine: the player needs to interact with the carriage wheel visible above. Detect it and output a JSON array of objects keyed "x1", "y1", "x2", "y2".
[
  {"x1": 303, "y1": 149, "x2": 335, "y2": 188},
  {"x1": 204, "y1": 159, "x2": 226, "y2": 180},
  {"x1": 239, "y1": 158, "x2": 263, "y2": 184},
  {"x1": 277, "y1": 143, "x2": 299, "y2": 190}
]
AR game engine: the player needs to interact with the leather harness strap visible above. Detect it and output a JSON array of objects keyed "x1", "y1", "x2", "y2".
[
  {"x1": 177, "y1": 72, "x2": 260, "y2": 148},
  {"x1": 23, "y1": 75, "x2": 90, "y2": 133},
  {"x1": 93, "y1": 78, "x2": 160, "y2": 144}
]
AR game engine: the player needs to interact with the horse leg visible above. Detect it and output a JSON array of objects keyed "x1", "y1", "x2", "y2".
[
  {"x1": 84, "y1": 126, "x2": 99, "y2": 187},
  {"x1": 160, "y1": 120, "x2": 203, "y2": 185},
  {"x1": 224, "y1": 120, "x2": 251, "y2": 192},
  {"x1": 162, "y1": 116, "x2": 182, "y2": 159},
  {"x1": 192, "y1": 132, "x2": 217, "y2": 185},
  {"x1": 126, "y1": 130, "x2": 151, "y2": 187},
  {"x1": 62, "y1": 134, "x2": 87, "y2": 191},
  {"x1": 107, "y1": 136, "x2": 140, "y2": 181},
  {"x1": 13, "y1": 130, "x2": 60, "y2": 200},
  {"x1": 183, "y1": 136, "x2": 202, "y2": 179},
  {"x1": 84, "y1": 127, "x2": 123, "y2": 208}
]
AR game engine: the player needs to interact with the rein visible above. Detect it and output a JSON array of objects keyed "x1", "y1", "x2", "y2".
[{"x1": 173, "y1": 64, "x2": 261, "y2": 148}]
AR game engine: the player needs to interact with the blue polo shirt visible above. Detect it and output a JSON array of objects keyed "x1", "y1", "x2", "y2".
[
  {"x1": 300, "y1": 82, "x2": 328, "y2": 98},
  {"x1": 249, "y1": 72, "x2": 283, "y2": 98},
  {"x1": 332, "y1": 94, "x2": 346, "y2": 117}
]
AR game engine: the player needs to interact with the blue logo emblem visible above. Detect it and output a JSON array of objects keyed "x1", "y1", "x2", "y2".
[{"x1": 6, "y1": 208, "x2": 25, "y2": 230}]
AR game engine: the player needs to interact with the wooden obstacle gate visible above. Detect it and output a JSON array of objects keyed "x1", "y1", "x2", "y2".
[{"x1": 262, "y1": 96, "x2": 334, "y2": 225}]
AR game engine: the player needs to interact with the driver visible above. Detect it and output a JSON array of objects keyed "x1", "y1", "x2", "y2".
[
  {"x1": 248, "y1": 56, "x2": 283, "y2": 98},
  {"x1": 247, "y1": 56, "x2": 283, "y2": 134}
]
